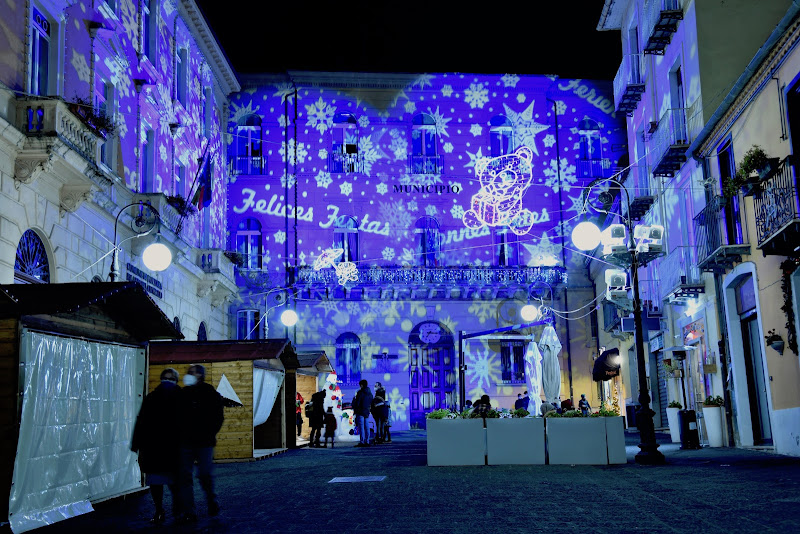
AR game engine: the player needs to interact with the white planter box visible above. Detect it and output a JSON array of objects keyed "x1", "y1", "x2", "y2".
[
  {"x1": 486, "y1": 418, "x2": 545, "y2": 465},
  {"x1": 666, "y1": 407, "x2": 681, "y2": 443},
  {"x1": 426, "y1": 419, "x2": 486, "y2": 466},
  {"x1": 546, "y1": 417, "x2": 608, "y2": 465},
  {"x1": 605, "y1": 416, "x2": 626, "y2": 464},
  {"x1": 703, "y1": 406, "x2": 724, "y2": 447}
]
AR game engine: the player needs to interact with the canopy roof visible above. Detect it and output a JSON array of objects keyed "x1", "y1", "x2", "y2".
[{"x1": 149, "y1": 339, "x2": 298, "y2": 368}]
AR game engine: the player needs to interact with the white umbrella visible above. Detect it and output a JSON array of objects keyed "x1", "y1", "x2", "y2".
[
  {"x1": 539, "y1": 325, "x2": 563, "y2": 405},
  {"x1": 523, "y1": 340, "x2": 543, "y2": 417}
]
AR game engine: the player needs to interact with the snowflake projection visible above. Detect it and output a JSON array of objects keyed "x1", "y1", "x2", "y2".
[
  {"x1": 335, "y1": 262, "x2": 359, "y2": 285},
  {"x1": 426, "y1": 106, "x2": 451, "y2": 138},
  {"x1": 468, "y1": 299, "x2": 497, "y2": 324},
  {"x1": 298, "y1": 251, "x2": 307, "y2": 265},
  {"x1": 389, "y1": 129, "x2": 408, "y2": 160},
  {"x1": 501, "y1": 74, "x2": 520, "y2": 88},
  {"x1": 279, "y1": 172, "x2": 297, "y2": 188},
  {"x1": 516, "y1": 94, "x2": 526, "y2": 103},
  {"x1": 358, "y1": 115, "x2": 370, "y2": 128},
  {"x1": 346, "y1": 301, "x2": 361, "y2": 316},
  {"x1": 273, "y1": 83, "x2": 295, "y2": 103},
  {"x1": 465, "y1": 345, "x2": 501, "y2": 392},
  {"x1": 273, "y1": 230, "x2": 287, "y2": 245},
  {"x1": 463, "y1": 147, "x2": 486, "y2": 171},
  {"x1": 404, "y1": 101, "x2": 417, "y2": 115},
  {"x1": 231, "y1": 99, "x2": 261, "y2": 125},
  {"x1": 464, "y1": 82, "x2": 489, "y2": 109},
  {"x1": 340, "y1": 181, "x2": 353, "y2": 196},
  {"x1": 398, "y1": 248, "x2": 415, "y2": 265},
  {"x1": 425, "y1": 205, "x2": 439, "y2": 217},
  {"x1": 450, "y1": 204, "x2": 465, "y2": 219},
  {"x1": 279, "y1": 139, "x2": 308, "y2": 165},
  {"x1": 406, "y1": 200, "x2": 418, "y2": 212},
  {"x1": 71, "y1": 50, "x2": 90, "y2": 83},
  {"x1": 543, "y1": 157, "x2": 578, "y2": 192},
  {"x1": 312, "y1": 170, "x2": 331, "y2": 189},
  {"x1": 441, "y1": 85, "x2": 454, "y2": 97},
  {"x1": 359, "y1": 310, "x2": 377, "y2": 328},
  {"x1": 412, "y1": 74, "x2": 434, "y2": 89},
  {"x1": 399, "y1": 172, "x2": 444, "y2": 186},
  {"x1": 116, "y1": 114, "x2": 128, "y2": 139},
  {"x1": 313, "y1": 247, "x2": 344, "y2": 270},
  {"x1": 318, "y1": 148, "x2": 328, "y2": 160},
  {"x1": 381, "y1": 247, "x2": 395, "y2": 261},
  {"x1": 470, "y1": 124, "x2": 484, "y2": 138},
  {"x1": 503, "y1": 102, "x2": 549, "y2": 155},
  {"x1": 305, "y1": 97, "x2": 335, "y2": 133},
  {"x1": 358, "y1": 135, "x2": 382, "y2": 176},
  {"x1": 119, "y1": 0, "x2": 138, "y2": 44},
  {"x1": 376, "y1": 182, "x2": 388, "y2": 195},
  {"x1": 379, "y1": 200, "x2": 412, "y2": 240},
  {"x1": 564, "y1": 193, "x2": 586, "y2": 215},
  {"x1": 295, "y1": 316, "x2": 325, "y2": 345},
  {"x1": 555, "y1": 100, "x2": 567, "y2": 115},
  {"x1": 381, "y1": 301, "x2": 403, "y2": 326},
  {"x1": 315, "y1": 300, "x2": 340, "y2": 318},
  {"x1": 159, "y1": 143, "x2": 168, "y2": 162},
  {"x1": 543, "y1": 134, "x2": 556, "y2": 148},
  {"x1": 387, "y1": 388, "x2": 408, "y2": 423},
  {"x1": 443, "y1": 142, "x2": 454, "y2": 153},
  {"x1": 523, "y1": 232, "x2": 561, "y2": 267}
]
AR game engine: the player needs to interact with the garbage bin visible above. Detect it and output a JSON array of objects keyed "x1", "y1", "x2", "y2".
[
  {"x1": 625, "y1": 405, "x2": 638, "y2": 428},
  {"x1": 678, "y1": 409, "x2": 701, "y2": 450}
]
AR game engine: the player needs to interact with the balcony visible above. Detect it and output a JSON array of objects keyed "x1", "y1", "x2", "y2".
[
  {"x1": 649, "y1": 108, "x2": 689, "y2": 178},
  {"x1": 577, "y1": 158, "x2": 611, "y2": 179},
  {"x1": 694, "y1": 195, "x2": 750, "y2": 272},
  {"x1": 754, "y1": 156, "x2": 800, "y2": 256},
  {"x1": 328, "y1": 151, "x2": 363, "y2": 173},
  {"x1": 642, "y1": 0, "x2": 683, "y2": 55},
  {"x1": 133, "y1": 193, "x2": 184, "y2": 241},
  {"x1": 638, "y1": 278, "x2": 663, "y2": 316},
  {"x1": 409, "y1": 154, "x2": 443, "y2": 175},
  {"x1": 658, "y1": 246, "x2": 704, "y2": 304},
  {"x1": 622, "y1": 165, "x2": 656, "y2": 221},
  {"x1": 613, "y1": 54, "x2": 646, "y2": 115},
  {"x1": 230, "y1": 155, "x2": 264, "y2": 176},
  {"x1": 195, "y1": 249, "x2": 239, "y2": 306}
]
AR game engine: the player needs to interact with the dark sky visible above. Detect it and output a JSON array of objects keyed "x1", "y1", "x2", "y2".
[{"x1": 195, "y1": 1, "x2": 621, "y2": 81}]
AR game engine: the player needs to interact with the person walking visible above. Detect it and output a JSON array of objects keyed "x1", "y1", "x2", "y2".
[
  {"x1": 131, "y1": 368, "x2": 182, "y2": 524},
  {"x1": 323, "y1": 407, "x2": 337, "y2": 447},
  {"x1": 352, "y1": 379, "x2": 373, "y2": 447},
  {"x1": 309, "y1": 388, "x2": 326, "y2": 447},
  {"x1": 578, "y1": 394, "x2": 591, "y2": 416},
  {"x1": 177, "y1": 364, "x2": 224, "y2": 522},
  {"x1": 295, "y1": 391, "x2": 304, "y2": 437}
]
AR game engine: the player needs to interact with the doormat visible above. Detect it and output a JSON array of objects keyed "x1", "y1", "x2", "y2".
[{"x1": 328, "y1": 476, "x2": 386, "y2": 483}]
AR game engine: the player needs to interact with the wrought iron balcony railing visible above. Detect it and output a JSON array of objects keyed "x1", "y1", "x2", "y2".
[
  {"x1": 643, "y1": 0, "x2": 683, "y2": 55},
  {"x1": 658, "y1": 246, "x2": 704, "y2": 303},
  {"x1": 328, "y1": 151, "x2": 363, "y2": 173},
  {"x1": 649, "y1": 107, "x2": 689, "y2": 177},
  {"x1": 230, "y1": 155, "x2": 264, "y2": 176},
  {"x1": 577, "y1": 158, "x2": 611, "y2": 179},
  {"x1": 693, "y1": 195, "x2": 750, "y2": 272},
  {"x1": 754, "y1": 155, "x2": 800, "y2": 255},
  {"x1": 409, "y1": 154, "x2": 443, "y2": 175},
  {"x1": 613, "y1": 54, "x2": 646, "y2": 115}
]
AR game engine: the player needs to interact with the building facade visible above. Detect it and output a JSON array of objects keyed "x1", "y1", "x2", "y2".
[
  {"x1": 226, "y1": 72, "x2": 628, "y2": 430},
  {"x1": 0, "y1": 0, "x2": 239, "y2": 339}
]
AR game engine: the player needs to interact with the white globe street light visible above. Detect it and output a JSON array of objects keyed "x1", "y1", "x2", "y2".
[
  {"x1": 571, "y1": 220, "x2": 602, "y2": 251},
  {"x1": 280, "y1": 309, "x2": 298, "y2": 327},
  {"x1": 520, "y1": 304, "x2": 539, "y2": 322},
  {"x1": 142, "y1": 237, "x2": 172, "y2": 272}
]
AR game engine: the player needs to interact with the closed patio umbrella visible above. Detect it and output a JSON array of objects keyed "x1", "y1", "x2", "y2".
[
  {"x1": 539, "y1": 325, "x2": 563, "y2": 404},
  {"x1": 523, "y1": 340, "x2": 543, "y2": 417}
]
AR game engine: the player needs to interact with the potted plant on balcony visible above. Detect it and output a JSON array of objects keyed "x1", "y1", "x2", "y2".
[
  {"x1": 666, "y1": 400, "x2": 682, "y2": 444},
  {"x1": 67, "y1": 97, "x2": 116, "y2": 139},
  {"x1": 765, "y1": 329, "x2": 785, "y2": 355},
  {"x1": 166, "y1": 194, "x2": 197, "y2": 218},
  {"x1": 701, "y1": 395, "x2": 725, "y2": 447},
  {"x1": 738, "y1": 145, "x2": 778, "y2": 197}
]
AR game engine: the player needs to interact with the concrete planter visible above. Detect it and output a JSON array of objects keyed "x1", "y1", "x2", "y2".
[
  {"x1": 486, "y1": 418, "x2": 545, "y2": 465},
  {"x1": 605, "y1": 416, "x2": 626, "y2": 464},
  {"x1": 426, "y1": 418, "x2": 485, "y2": 466},
  {"x1": 545, "y1": 417, "x2": 608, "y2": 464},
  {"x1": 703, "y1": 405, "x2": 725, "y2": 447},
  {"x1": 666, "y1": 407, "x2": 681, "y2": 443}
]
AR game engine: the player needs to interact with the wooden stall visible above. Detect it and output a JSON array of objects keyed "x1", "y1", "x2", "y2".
[
  {"x1": 148, "y1": 339, "x2": 299, "y2": 460},
  {"x1": 295, "y1": 351, "x2": 333, "y2": 439},
  {"x1": 0, "y1": 282, "x2": 181, "y2": 526}
]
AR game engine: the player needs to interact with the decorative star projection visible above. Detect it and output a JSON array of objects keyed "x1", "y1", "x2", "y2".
[
  {"x1": 313, "y1": 248, "x2": 344, "y2": 271},
  {"x1": 462, "y1": 146, "x2": 535, "y2": 235},
  {"x1": 503, "y1": 102, "x2": 550, "y2": 155}
]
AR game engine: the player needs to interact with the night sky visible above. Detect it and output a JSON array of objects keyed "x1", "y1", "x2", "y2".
[{"x1": 195, "y1": 1, "x2": 621, "y2": 81}]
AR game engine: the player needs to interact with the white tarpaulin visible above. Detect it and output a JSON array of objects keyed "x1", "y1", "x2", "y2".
[
  {"x1": 523, "y1": 340, "x2": 543, "y2": 417},
  {"x1": 539, "y1": 325, "x2": 563, "y2": 404},
  {"x1": 253, "y1": 368, "x2": 284, "y2": 426},
  {"x1": 9, "y1": 331, "x2": 143, "y2": 533}
]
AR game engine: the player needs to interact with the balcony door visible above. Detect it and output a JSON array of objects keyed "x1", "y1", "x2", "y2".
[
  {"x1": 408, "y1": 322, "x2": 455, "y2": 429},
  {"x1": 717, "y1": 141, "x2": 744, "y2": 246}
]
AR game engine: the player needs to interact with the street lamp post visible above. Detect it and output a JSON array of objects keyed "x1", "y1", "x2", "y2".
[
  {"x1": 109, "y1": 201, "x2": 172, "y2": 281},
  {"x1": 573, "y1": 178, "x2": 665, "y2": 465}
]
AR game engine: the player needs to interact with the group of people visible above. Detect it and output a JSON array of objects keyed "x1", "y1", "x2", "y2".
[
  {"x1": 540, "y1": 393, "x2": 592, "y2": 416},
  {"x1": 351, "y1": 380, "x2": 392, "y2": 447},
  {"x1": 466, "y1": 391, "x2": 593, "y2": 417},
  {"x1": 131, "y1": 365, "x2": 225, "y2": 525},
  {"x1": 306, "y1": 388, "x2": 340, "y2": 447}
]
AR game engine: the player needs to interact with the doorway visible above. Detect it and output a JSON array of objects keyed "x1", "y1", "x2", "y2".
[
  {"x1": 739, "y1": 313, "x2": 773, "y2": 444},
  {"x1": 408, "y1": 321, "x2": 455, "y2": 429}
]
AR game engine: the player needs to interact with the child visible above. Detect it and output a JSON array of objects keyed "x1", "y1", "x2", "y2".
[
  {"x1": 383, "y1": 400, "x2": 392, "y2": 443},
  {"x1": 323, "y1": 406, "x2": 337, "y2": 448}
]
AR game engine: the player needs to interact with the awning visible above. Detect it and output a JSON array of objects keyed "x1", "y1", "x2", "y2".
[
  {"x1": 0, "y1": 282, "x2": 182, "y2": 341},
  {"x1": 592, "y1": 347, "x2": 621, "y2": 382},
  {"x1": 296, "y1": 351, "x2": 333, "y2": 374},
  {"x1": 149, "y1": 339, "x2": 298, "y2": 367}
]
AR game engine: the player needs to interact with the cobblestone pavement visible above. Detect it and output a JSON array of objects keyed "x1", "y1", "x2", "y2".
[{"x1": 17, "y1": 431, "x2": 800, "y2": 533}]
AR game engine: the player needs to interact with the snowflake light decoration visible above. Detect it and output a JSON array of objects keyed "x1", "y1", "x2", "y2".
[
  {"x1": 313, "y1": 247, "x2": 344, "y2": 271},
  {"x1": 334, "y1": 261, "x2": 359, "y2": 285}
]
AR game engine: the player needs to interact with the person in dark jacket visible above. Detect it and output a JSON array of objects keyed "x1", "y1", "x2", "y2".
[
  {"x1": 323, "y1": 406, "x2": 337, "y2": 447},
  {"x1": 131, "y1": 368, "x2": 181, "y2": 524},
  {"x1": 514, "y1": 393, "x2": 525, "y2": 410},
  {"x1": 309, "y1": 389, "x2": 326, "y2": 447},
  {"x1": 351, "y1": 379, "x2": 373, "y2": 447},
  {"x1": 371, "y1": 394, "x2": 387, "y2": 443},
  {"x1": 177, "y1": 364, "x2": 224, "y2": 522}
]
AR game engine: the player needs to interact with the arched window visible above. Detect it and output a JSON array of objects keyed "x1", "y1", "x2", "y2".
[
  {"x1": 198, "y1": 321, "x2": 208, "y2": 341},
  {"x1": 415, "y1": 216, "x2": 439, "y2": 267},
  {"x1": 489, "y1": 115, "x2": 513, "y2": 157},
  {"x1": 15, "y1": 229, "x2": 50, "y2": 283},
  {"x1": 237, "y1": 310, "x2": 261, "y2": 340},
  {"x1": 335, "y1": 332, "x2": 361, "y2": 385},
  {"x1": 411, "y1": 113, "x2": 440, "y2": 174},
  {"x1": 234, "y1": 114, "x2": 263, "y2": 175},
  {"x1": 333, "y1": 215, "x2": 359, "y2": 263},
  {"x1": 500, "y1": 333, "x2": 526, "y2": 383},
  {"x1": 578, "y1": 117, "x2": 603, "y2": 178},
  {"x1": 330, "y1": 112, "x2": 359, "y2": 172},
  {"x1": 236, "y1": 218, "x2": 262, "y2": 269},
  {"x1": 494, "y1": 227, "x2": 519, "y2": 266}
]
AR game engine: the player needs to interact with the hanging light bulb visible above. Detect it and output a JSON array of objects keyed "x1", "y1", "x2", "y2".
[
  {"x1": 571, "y1": 220, "x2": 602, "y2": 251},
  {"x1": 142, "y1": 234, "x2": 173, "y2": 272},
  {"x1": 520, "y1": 304, "x2": 539, "y2": 322}
]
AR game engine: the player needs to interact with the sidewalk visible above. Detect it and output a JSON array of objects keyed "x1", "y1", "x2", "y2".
[{"x1": 22, "y1": 431, "x2": 800, "y2": 533}]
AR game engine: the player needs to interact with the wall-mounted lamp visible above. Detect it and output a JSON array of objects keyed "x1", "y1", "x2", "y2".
[
  {"x1": 765, "y1": 329, "x2": 785, "y2": 355},
  {"x1": 109, "y1": 201, "x2": 173, "y2": 281}
]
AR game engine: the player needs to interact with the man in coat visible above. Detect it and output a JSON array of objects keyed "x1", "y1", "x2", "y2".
[
  {"x1": 309, "y1": 388, "x2": 326, "y2": 447},
  {"x1": 351, "y1": 379, "x2": 373, "y2": 447},
  {"x1": 178, "y1": 364, "x2": 224, "y2": 522},
  {"x1": 131, "y1": 368, "x2": 181, "y2": 524}
]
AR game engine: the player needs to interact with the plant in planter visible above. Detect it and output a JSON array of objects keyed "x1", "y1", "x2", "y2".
[
  {"x1": 668, "y1": 401, "x2": 682, "y2": 409},
  {"x1": 166, "y1": 194, "x2": 198, "y2": 218},
  {"x1": 724, "y1": 145, "x2": 779, "y2": 198},
  {"x1": 67, "y1": 96, "x2": 116, "y2": 138},
  {"x1": 426, "y1": 409, "x2": 461, "y2": 419},
  {"x1": 765, "y1": 329, "x2": 785, "y2": 355},
  {"x1": 702, "y1": 395, "x2": 724, "y2": 407},
  {"x1": 511, "y1": 408, "x2": 530, "y2": 418},
  {"x1": 666, "y1": 401, "x2": 682, "y2": 444},
  {"x1": 223, "y1": 251, "x2": 245, "y2": 267},
  {"x1": 702, "y1": 395, "x2": 725, "y2": 447}
]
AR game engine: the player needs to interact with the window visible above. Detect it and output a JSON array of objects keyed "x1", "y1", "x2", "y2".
[
  {"x1": 415, "y1": 216, "x2": 439, "y2": 267},
  {"x1": 237, "y1": 310, "x2": 261, "y2": 340},
  {"x1": 577, "y1": 117, "x2": 603, "y2": 178},
  {"x1": 335, "y1": 332, "x2": 361, "y2": 385},
  {"x1": 141, "y1": 0, "x2": 156, "y2": 60},
  {"x1": 495, "y1": 227, "x2": 519, "y2": 266},
  {"x1": 236, "y1": 218, "x2": 262, "y2": 269},
  {"x1": 333, "y1": 215, "x2": 358, "y2": 263},
  {"x1": 489, "y1": 115, "x2": 513, "y2": 157},
  {"x1": 175, "y1": 162, "x2": 186, "y2": 198},
  {"x1": 95, "y1": 79, "x2": 115, "y2": 168},
  {"x1": 411, "y1": 113, "x2": 440, "y2": 174},
  {"x1": 176, "y1": 48, "x2": 188, "y2": 106},
  {"x1": 500, "y1": 339, "x2": 525, "y2": 383},
  {"x1": 233, "y1": 114, "x2": 263, "y2": 175},
  {"x1": 141, "y1": 128, "x2": 155, "y2": 192},
  {"x1": 15, "y1": 229, "x2": 50, "y2": 283},
  {"x1": 29, "y1": 6, "x2": 52, "y2": 96},
  {"x1": 330, "y1": 112, "x2": 359, "y2": 172}
]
